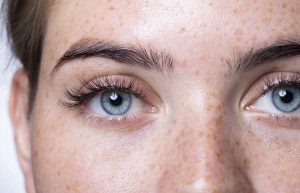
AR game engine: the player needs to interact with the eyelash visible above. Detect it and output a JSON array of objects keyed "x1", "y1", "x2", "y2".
[
  {"x1": 260, "y1": 72, "x2": 300, "y2": 96},
  {"x1": 61, "y1": 75, "x2": 146, "y2": 109}
]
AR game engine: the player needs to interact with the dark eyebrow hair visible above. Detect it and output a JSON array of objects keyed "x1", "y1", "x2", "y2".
[
  {"x1": 227, "y1": 39, "x2": 300, "y2": 74},
  {"x1": 51, "y1": 38, "x2": 174, "y2": 76}
]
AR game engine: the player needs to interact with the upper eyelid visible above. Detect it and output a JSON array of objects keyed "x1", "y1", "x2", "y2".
[
  {"x1": 61, "y1": 76, "x2": 144, "y2": 107},
  {"x1": 60, "y1": 74, "x2": 162, "y2": 109}
]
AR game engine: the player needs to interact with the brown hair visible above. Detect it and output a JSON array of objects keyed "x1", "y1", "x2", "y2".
[{"x1": 4, "y1": 0, "x2": 48, "y2": 105}]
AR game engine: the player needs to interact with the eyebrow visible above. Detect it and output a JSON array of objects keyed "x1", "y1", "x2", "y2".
[
  {"x1": 51, "y1": 38, "x2": 174, "y2": 76},
  {"x1": 228, "y1": 39, "x2": 300, "y2": 74}
]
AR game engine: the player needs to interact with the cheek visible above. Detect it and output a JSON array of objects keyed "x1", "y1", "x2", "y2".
[
  {"x1": 247, "y1": 146, "x2": 300, "y2": 192},
  {"x1": 238, "y1": 123, "x2": 300, "y2": 192},
  {"x1": 30, "y1": 99, "x2": 169, "y2": 193}
]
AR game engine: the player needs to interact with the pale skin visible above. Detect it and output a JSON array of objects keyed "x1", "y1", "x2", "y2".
[{"x1": 9, "y1": 0, "x2": 300, "y2": 192}]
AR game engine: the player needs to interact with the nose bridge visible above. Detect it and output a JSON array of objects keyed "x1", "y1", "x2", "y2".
[
  {"x1": 160, "y1": 101, "x2": 253, "y2": 192},
  {"x1": 185, "y1": 125, "x2": 248, "y2": 192}
]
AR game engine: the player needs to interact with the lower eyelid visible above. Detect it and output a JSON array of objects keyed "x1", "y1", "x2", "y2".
[
  {"x1": 82, "y1": 112, "x2": 159, "y2": 131},
  {"x1": 244, "y1": 111, "x2": 300, "y2": 130}
]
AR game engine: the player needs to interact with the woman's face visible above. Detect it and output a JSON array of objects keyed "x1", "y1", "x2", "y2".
[{"x1": 12, "y1": 0, "x2": 300, "y2": 192}]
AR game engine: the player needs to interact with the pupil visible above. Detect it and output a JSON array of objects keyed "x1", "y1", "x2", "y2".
[
  {"x1": 279, "y1": 89, "x2": 294, "y2": 103},
  {"x1": 109, "y1": 92, "x2": 123, "y2": 106}
]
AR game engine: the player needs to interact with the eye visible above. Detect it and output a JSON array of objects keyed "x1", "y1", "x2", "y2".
[
  {"x1": 251, "y1": 85, "x2": 300, "y2": 114},
  {"x1": 243, "y1": 72, "x2": 300, "y2": 116},
  {"x1": 88, "y1": 90, "x2": 145, "y2": 116},
  {"x1": 62, "y1": 75, "x2": 161, "y2": 127}
]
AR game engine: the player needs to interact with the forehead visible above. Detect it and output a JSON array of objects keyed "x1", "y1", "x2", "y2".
[{"x1": 44, "y1": 0, "x2": 300, "y2": 72}]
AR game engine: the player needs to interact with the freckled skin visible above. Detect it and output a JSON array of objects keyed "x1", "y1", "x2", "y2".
[{"x1": 11, "y1": 0, "x2": 300, "y2": 193}]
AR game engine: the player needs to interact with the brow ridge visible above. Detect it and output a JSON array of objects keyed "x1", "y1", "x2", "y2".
[{"x1": 227, "y1": 39, "x2": 300, "y2": 74}]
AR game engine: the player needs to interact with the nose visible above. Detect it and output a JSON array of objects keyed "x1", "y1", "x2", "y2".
[{"x1": 157, "y1": 113, "x2": 254, "y2": 193}]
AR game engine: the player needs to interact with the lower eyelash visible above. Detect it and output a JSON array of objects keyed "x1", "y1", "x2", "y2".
[
  {"x1": 253, "y1": 112, "x2": 300, "y2": 129},
  {"x1": 84, "y1": 113, "x2": 139, "y2": 126},
  {"x1": 60, "y1": 75, "x2": 146, "y2": 109}
]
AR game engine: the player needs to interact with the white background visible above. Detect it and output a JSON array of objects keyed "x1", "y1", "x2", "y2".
[{"x1": 0, "y1": 0, "x2": 26, "y2": 192}]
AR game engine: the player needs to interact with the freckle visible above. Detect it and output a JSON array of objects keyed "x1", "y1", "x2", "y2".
[
  {"x1": 219, "y1": 57, "x2": 225, "y2": 63},
  {"x1": 172, "y1": 119, "x2": 177, "y2": 125},
  {"x1": 179, "y1": 27, "x2": 186, "y2": 33},
  {"x1": 108, "y1": 5, "x2": 115, "y2": 10},
  {"x1": 109, "y1": 27, "x2": 115, "y2": 33},
  {"x1": 208, "y1": 92, "x2": 218, "y2": 98},
  {"x1": 206, "y1": 103, "x2": 213, "y2": 112},
  {"x1": 205, "y1": 77, "x2": 211, "y2": 83},
  {"x1": 63, "y1": 37, "x2": 68, "y2": 45},
  {"x1": 175, "y1": 133, "x2": 181, "y2": 143},
  {"x1": 205, "y1": 161, "x2": 211, "y2": 169},
  {"x1": 66, "y1": 185, "x2": 71, "y2": 191},
  {"x1": 282, "y1": 3, "x2": 287, "y2": 8},
  {"x1": 207, "y1": 133, "x2": 213, "y2": 140},
  {"x1": 90, "y1": 26, "x2": 95, "y2": 31},
  {"x1": 152, "y1": 147, "x2": 159, "y2": 155},
  {"x1": 232, "y1": 45, "x2": 241, "y2": 52},
  {"x1": 198, "y1": 131, "x2": 204, "y2": 138},
  {"x1": 33, "y1": 149, "x2": 38, "y2": 158},
  {"x1": 234, "y1": 28, "x2": 244, "y2": 36},
  {"x1": 242, "y1": 158, "x2": 250, "y2": 170},
  {"x1": 75, "y1": 2, "x2": 79, "y2": 7},
  {"x1": 150, "y1": 163, "x2": 156, "y2": 170},
  {"x1": 183, "y1": 154, "x2": 188, "y2": 162},
  {"x1": 215, "y1": 115, "x2": 223, "y2": 126},
  {"x1": 167, "y1": 128, "x2": 172, "y2": 135},
  {"x1": 194, "y1": 70, "x2": 200, "y2": 77},
  {"x1": 262, "y1": 17, "x2": 271, "y2": 24}
]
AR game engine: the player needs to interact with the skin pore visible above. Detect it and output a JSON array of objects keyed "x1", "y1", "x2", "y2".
[{"x1": 10, "y1": 0, "x2": 300, "y2": 192}]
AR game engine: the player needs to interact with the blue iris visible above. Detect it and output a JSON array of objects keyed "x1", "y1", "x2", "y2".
[
  {"x1": 272, "y1": 86, "x2": 300, "y2": 113},
  {"x1": 101, "y1": 91, "x2": 132, "y2": 115}
]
